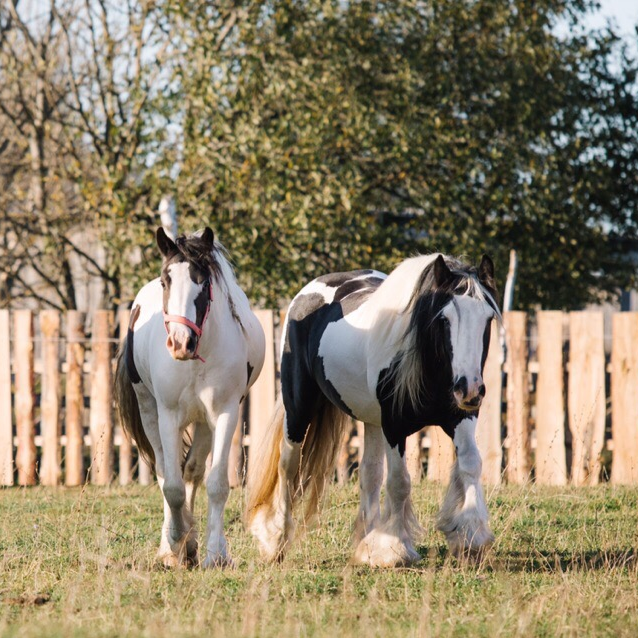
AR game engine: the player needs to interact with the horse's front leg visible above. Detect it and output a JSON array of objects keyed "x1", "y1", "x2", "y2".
[
  {"x1": 201, "y1": 402, "x2": 240, "y2": 569},
  {"x1": 352, "y1": 438, "x2": 421, "y2": 567},
  {"x1": 436, "y1": 417, "x2": 494, "y2": 557},
  {"x1": 157, "y1": 407, "x2": 197, "y2": 567},
  {"x1": 351, "y1": 423, "x2": 384, "y2": 559}
]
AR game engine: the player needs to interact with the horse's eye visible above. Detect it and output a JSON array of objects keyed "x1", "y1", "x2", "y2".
[{"x1": 160, "y1": 280, "x2": 166, "y2": 289}]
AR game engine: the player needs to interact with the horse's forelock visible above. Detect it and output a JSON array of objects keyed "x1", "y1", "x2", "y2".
[{"x1": 169, "y1": 233, "x2": 223, "y2": 282}]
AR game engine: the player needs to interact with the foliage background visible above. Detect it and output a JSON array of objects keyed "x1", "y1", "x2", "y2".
[{"x1": 0, "y1": 0, "x2": 637, "y2": 310}]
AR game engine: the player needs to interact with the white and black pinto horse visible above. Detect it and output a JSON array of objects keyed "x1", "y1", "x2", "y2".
[
  {"x1": 246, "y1": 253, "x2": 499, "y2": 566},
  {"x1": 115, "y1": 227, "x2": 265, "y2": 568}
]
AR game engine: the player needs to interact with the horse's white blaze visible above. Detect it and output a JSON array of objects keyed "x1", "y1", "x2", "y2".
[
  {"x1": 443, "y1": 296, "x2": 493, "y2": 397},
  {"x1": 164, "y1": 262, "x2": 205, "y2": 351},
  {"x1": 165, "y1": 262, "x2": 201, "y2": 319}
]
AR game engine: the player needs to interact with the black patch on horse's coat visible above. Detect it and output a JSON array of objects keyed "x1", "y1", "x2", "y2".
[
  {"x1": 193, "y1": 282, "x2": 211, "y2": 327},
  {"x1": 286, "y1": 292, "x2": 328, "y2": 326},
  {"x1": 316, "y1": 269, "x2": 374, "y2": 289},
  {"x1": 247, "y1": 362, "x2": 254, "y2": 385},
  {"x1": 281, "y1": 271, "x2": 383, "y2": 442},
  {"x1": 125, "y1": 305, "x2": 142, "y2": 384}
]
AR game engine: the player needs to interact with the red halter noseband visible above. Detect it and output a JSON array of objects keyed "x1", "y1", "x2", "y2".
[{"x1": 163, "y1": 281, "x2": 214, "y2": 362}]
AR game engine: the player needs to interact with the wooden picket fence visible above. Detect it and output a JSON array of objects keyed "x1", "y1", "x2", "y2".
[{"x1": 1, "y1": 308, "x2": 637, "y2": 488}]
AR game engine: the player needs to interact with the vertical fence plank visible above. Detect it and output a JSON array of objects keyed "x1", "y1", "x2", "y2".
[
  {"x1": 0, "y1": 310, "x2": 13, "y2": 485},
  {"x1": 406, "y1": 431, "x2": 423, "y2": 483},
  {"x1": 247, "y1": 310, "x2": 276, "y2": 483},
  {"x1": 569, "y1": 312, "x2": 605, "y2": 486},
  {"x1": 117, "y1": 309, "x2": 133, "y2": 486},
  {"x1": 90, "y1": 310, "x2": 114, "y2": 485},
  {"x1": 504, "y1": 311, "x2": 531, "y2": 483},
  {"x1": 426, "y1": 425, "x2": 454, "y2": 482},
  {"x1": 40, "y1": 310, "x2": 61, "y2": 486},
  {"x1": 138, "y1": 456, "x2": 152, "y2": 486},
  {"x1": 356, "y1": 420, "x2": 365, "y2": 466},
  {"x1": 14, "y1": 310, "x2": 36, "y2": 485},
  {"x1": 535, "y1": 311, "x2": 567, "y2": 485},
  {"x1": 611, "y1": 312, "x2": 638, "y2": 484},
  {"x1": 228, "y1": 409, "x2": 244, "y2": 488},
  {"x1": 476, "y1": 322, "x2": 503, "y2": 485},
  {"x1": 65, "y1": 311, "x2": 85, "y2": 486}
]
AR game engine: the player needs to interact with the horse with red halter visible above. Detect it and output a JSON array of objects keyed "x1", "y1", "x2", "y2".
[
  {"x1": 115, "y1": 227, "x2": 265, "y2": 568},
  {"x1": 246, "y1": 253, "x2": 499, "y2": 566}
]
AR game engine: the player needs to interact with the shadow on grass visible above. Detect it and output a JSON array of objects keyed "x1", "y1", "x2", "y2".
[{"x1": 415, "y1": 544, "x2": 637, "y2": 573}]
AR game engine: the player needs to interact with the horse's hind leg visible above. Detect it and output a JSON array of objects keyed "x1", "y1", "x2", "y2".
[
  {"x1": 183, "y1": 422, "x2": 212, "y2": 511},
  {"x1": 436, "y1": 417, "x2": 494, "y2": 557},
  {"x1": 353, "y1": 438, "x2": 421, "y2": 567},
  {"x1": 179, "y1": 422, "x2": 212, "y2": 564},
  {"x1": 202, "y1": 402, "x2": 240, "y2": 569}
]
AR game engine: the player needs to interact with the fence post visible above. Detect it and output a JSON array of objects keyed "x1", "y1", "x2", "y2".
[
  {"x1": 90, "y1": 310, "x2": 114, "y2": 485},
  {"x1": 504, "y1": 311, "x2": 530, "y2": 483},
  {"x1": 568, "y1": 312, "x2": 605, "y2": 485},
  {"x1": 0, "y1": 310, "x2": 13, "y2": 485},
  {"x1": 476, "y1": 321, "x2": 503, "y2": 484},
  {"x1": 117, "y1": 309, "x2": 133, "y2": 486},
  {"x1": 406, "y1": 431, "x2": 423, "y2": 483},
  {"x1": 426, "y1": 425, "x2": 454, "y2": 482},
  {"x1": 228, "y1": 407, "x2": 245, "y2": 488},
  {"x1": 611, "y1": 312, "x2": 638, "y2": 484},
  {"x1": 40, "y1": 310, "x2": 61, "y2": 486},
  {"x1": 535, "y1": 311, "x2": 567, "y2": 485},
  {"x1": 65, "y1": 311, "x2": 85, "y2": 486},
  {"x1": 247, "y1": 310, "x2": 276, "y2": 484},
  {"x1": 14, "y1": 309, "x2": 36, "y2": 485}
]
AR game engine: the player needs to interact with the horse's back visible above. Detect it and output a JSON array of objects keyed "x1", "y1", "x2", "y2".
[{"x1": 281, "y1": 269, "x2": 387, "y2": 428}]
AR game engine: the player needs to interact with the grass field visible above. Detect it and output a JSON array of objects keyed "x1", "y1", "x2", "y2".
[{"x1": 1, "y1": 480, "x2": 638, "y2": 638}]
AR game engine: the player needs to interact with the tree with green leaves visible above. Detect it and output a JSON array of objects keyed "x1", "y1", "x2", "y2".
[{"x1": 165, "y1": 0, "x2": 638, "y2": 310}]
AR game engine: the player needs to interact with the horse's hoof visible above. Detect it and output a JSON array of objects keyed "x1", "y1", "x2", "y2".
[
  {"x1": 202, "y1": 554, "x2": 235, "y2": 570},
  {"x1": 351, "y1": 529, "x2": 421, "y2": 568},
  {"x1": 446, "y1": 525, "x2": 494, "y2": 560},
  {"x1": 158, "y1": 552, "x2": 182, "y2": 569}
]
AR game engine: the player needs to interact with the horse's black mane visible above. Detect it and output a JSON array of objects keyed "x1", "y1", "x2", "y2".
[{"x1": 171, "y1": 233, "x2": 225, "y2": 282}]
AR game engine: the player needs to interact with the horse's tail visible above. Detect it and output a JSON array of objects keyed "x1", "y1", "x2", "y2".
[
  {"x1": 245, "y1": 395, "x2": 349, "y2": 528},
  {"x1": 245, "y1": 398, "x2": 285, "y2": 525},
  {"x1": 114, "y1": 335, "x2": 155, "y2": 468}
]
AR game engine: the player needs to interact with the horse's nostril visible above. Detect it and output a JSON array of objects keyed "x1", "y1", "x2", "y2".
[
  {"x1": 453, "y1": 376, "x2": 468, "y2": 397},
  {"x1": 478, "y1": 384, "x2": 486, "y2": 397},
  {"x1": 166, "y1": 335, "x2": 174, "y2": 349}
]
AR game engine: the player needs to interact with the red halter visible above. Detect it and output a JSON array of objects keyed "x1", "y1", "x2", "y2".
[{"x1": 163, "y1": 281, "x2": 214, "y2": 362}]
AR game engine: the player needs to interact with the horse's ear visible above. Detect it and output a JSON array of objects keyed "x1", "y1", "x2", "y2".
[
  {"x1": 201, "y1": 227, "x2": 215, "y2": 248},
  {"x1": 156, "y1": 227, "x2": 177, "y2": 258},
  {"x1": 433, "y1": 254, "x2": 452, "y2": 287},
  {"x1": 478, "y1": 254, "x2": 496, "y2": 288}
]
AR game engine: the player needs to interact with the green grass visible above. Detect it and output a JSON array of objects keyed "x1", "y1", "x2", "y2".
[{"x1": 1, "y1": 481, "x2": 638, "y2": 637}]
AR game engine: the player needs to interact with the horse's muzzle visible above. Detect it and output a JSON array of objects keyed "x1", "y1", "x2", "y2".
[
  {"x1": 453, "y1": 376, "x2": 486, "y2": 412},
  {"x1": 166, "y1": 332, "x2": 198, "y2": 360}
]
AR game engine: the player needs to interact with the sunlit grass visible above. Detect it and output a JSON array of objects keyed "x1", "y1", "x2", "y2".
[{"x1": 1, "y1": 481, "x2": 638, "y2": 637}]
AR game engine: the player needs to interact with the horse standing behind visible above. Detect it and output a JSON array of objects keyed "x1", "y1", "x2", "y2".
[
  {"x1": 246, "y1": 253, "x2": 499, "y2": 566},
  {"x1": 115, "y1": 227, "x2": 265, "y2": 568}
]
